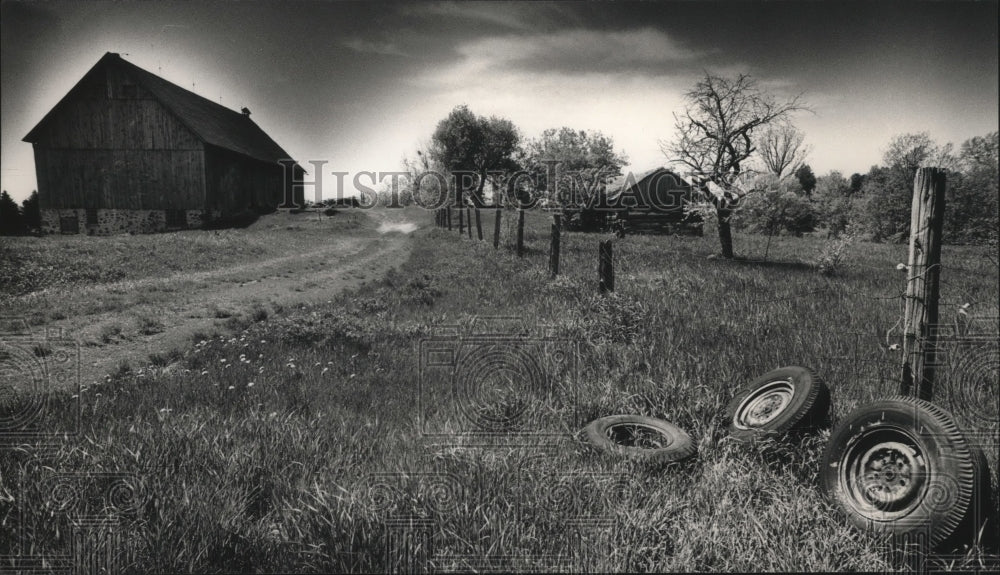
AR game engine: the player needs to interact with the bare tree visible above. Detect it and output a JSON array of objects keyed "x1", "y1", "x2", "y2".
[
  {"x1": 758, "y1": 123, "x2": 810, "y2": 178},
  {"x1": 662, "y1": 73, "x2": 806, "y2": 258}
]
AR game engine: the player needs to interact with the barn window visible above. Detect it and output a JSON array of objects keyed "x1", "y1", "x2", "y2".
[
  {"x1": 121, "y1": 83, "x2": 137, "y2": 99},
  {"x1": 59, "y1": 214, "x2": 80, "y2": 234},
  {"x1": 165, "y1": 209, "x2": 187, "y2": 229},
  {"x1": 85, "y1": 209, "x2": 98, "y2": 225}
]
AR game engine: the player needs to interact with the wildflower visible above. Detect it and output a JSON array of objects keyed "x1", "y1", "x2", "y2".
[
  {"x1": 201, "y1": 370, "x2": 209, "y2": 376},
  {"x1": 247, "y1": 382, "x2": 255, "y2": 388},
  {"x1": 227, "y1": 385, "x2": 235, "y2": 390},
  {"x1": 322, "y1": 367, "x2": 329, "y2": 374},
  {"x1": 220, "y1": 358, "x2": 227, "y2": 363},
  {"x1": 896, "y1": 263, "x2": 908, "y2": 271},
  {"x1": 889, "y1": 344, "x2": 900, "y2": 351},
  {"x1": 959, "y1": 303, "x2": 971, "y2": 316}
]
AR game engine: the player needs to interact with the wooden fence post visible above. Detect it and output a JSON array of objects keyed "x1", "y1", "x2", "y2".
[
  {"x1": 493, "y1": 207, "x2": 502, "y2": 249},
  {"x1": 549, "y1": 214, "x2": 561, "y2": 278},
  {"x1": 599, "y1": 240, "x2": 614, "y2": 294},
  {"x1": 900, "y1": 167, "x2": 947, "y2": 400},
  {"x1": 447, "y1": 207, "x2": 452, "y2": 231},
  {"x1": 458, "y1": 206, "x2": 465, "y2": 234},
  {"x1": 516, "y1": 208, "x2": 526, "y2": 257},
  {"x1": 467, "y1": 207, "x2": 472, "y2": 238},
  {"x1": 475, "y1": 208, "x2": 483, "y2": 241}
]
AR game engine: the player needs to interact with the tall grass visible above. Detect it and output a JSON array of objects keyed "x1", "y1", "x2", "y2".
[{"x1": 2, "y1": 207, "x2": 996, "y2": 572}]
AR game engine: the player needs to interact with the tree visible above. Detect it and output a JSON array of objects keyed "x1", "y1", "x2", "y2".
[
  {"x1": 856, "y1": 164, "x2": 913, "y2": 242},
  {"x1": 662, "y1": 73, "x2": 806, "y2": 258},
  {"x1": 945, "y1": 132, "x2": 999, "y2": 244},
  {"x1": 430, "y1": 105, "x2": 521, "y2": 207},
  {"x1": 883, "y1": 132, "x2": 957, "y2": 173},
  {"x1": 0, "y1": 190, "x2": 25, "y2": 236},
  {"x1": 794, "y1": 164, "x2": 817, "y2": 196},
  {"x1": 848, "y1": 173, "x2": 865, "y2": 195},
  {"x1": 732, "y1": 174, "x2": 816, "y2": 241},
  {"x1": 20, "y1": 190, "x2": 40, "y2": 231},
  {"x1": 812, "y1": 171, "x2": 853, "y2": 236},
  {"x1": 758, "y1": 123, "x2": 810, "y2": 179},
  {"x1": 522, "y1": 127, "x2": 628, "y2": 213},
  {"x1": 857, "y1": 133, "x2": 959, "y2": 242}
]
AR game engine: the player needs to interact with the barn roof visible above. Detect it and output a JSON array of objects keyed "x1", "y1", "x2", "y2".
[
  {"x1": 24, "y1": 53, "x2": 299, "y2": 166},
  {"x1": 605, "y1": 166, "x2": 691, "y2": 201}
]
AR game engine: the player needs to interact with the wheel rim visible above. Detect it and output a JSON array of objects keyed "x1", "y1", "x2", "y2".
[
  {"x1": 733, "y1": 379, "x2": 794, "y2": 429},
  {"x1": 606, "y1": 423, "x2": 674, "y2": 450},
  {"x1": 840, "y1": 427, "x2": 929, "y2": 521}
]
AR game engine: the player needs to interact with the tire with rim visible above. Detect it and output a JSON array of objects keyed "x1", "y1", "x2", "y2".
[
  {"x1": 820, "y1": 396, "x2": 985, "y2": 550},
  {"x1": 583, "y1": 415, "x2": 696, "y2": 464},
  {"x1": 725, "y1": 366, "x2": 830, "y2": 441}
]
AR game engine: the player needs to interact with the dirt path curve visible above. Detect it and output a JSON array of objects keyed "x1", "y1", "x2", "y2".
[{"x1": 46, "y1": 230, "x2": 413, "y2": 389}]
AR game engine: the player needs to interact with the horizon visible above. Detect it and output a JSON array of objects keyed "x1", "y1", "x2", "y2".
[{"x1": 2, "y1": 0, "x2": 998, "y2": 203}]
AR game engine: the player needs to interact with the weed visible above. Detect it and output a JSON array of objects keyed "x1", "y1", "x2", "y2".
[
  {"x1": 137, "y1": 314, "x2": 165, "y2": 335},
  {"x1": 99, "y1": 323, "x2": 123, "y2": 343}
]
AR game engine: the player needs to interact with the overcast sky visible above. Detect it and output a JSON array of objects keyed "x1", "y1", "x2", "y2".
[{"x1": 2, "y1": 0, "x2": 997, "y2": 202}]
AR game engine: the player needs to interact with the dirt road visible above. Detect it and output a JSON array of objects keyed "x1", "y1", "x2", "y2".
[{"x1": 35, "y1": 227, "x2": 414, "y2": 389}]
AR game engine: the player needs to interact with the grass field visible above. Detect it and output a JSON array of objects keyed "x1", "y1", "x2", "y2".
[{"x1": 2, "y1": 207, "x2": 997, "y2": 572}]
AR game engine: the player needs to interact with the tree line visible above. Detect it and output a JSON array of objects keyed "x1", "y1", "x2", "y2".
[
  {"x1": 407, "y1": 72, "x2": 997, "y2": 257},
  {"x1": 0, "y1": 190, "x2": 39, "y2": 236}
]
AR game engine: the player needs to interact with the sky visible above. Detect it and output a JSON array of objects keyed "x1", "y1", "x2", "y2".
[{"x1": 1, "y1": 0, "x2": 997, "y2": 202}]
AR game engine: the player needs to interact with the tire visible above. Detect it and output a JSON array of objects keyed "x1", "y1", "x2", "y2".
[
  {"x1": 583, "y1": 415, "x2": 696, "y2": 464},
  {"x1": 725, "y1": 366, "x2": 830, "y2": 441},
  {"x1": 820, "y1": 396, "x2": 983, "y2": 550}
]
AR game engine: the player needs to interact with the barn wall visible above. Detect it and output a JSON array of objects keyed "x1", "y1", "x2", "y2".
[
  {"x1": 608, "y1": 170, "x2": 703, "y2": 235},
  {"x1": 204, "y1": 146, "x2": 285, "y2": 216},
  {"x1": 30, "y1": 62, "x2": 206, "y2": 215},
  {"x1": 39, "y1": 208, "x2": 208, "y2": 235},
  {"x1": 34, "y1": 147, "x2": 205, "y2": 210}
]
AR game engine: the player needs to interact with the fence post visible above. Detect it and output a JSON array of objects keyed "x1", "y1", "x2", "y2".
[
  {"x1": 458, "y1": 206, "x2": 465, "y2": 234},
  {"x1": 446, "y1": 207, "x2": 452, "y2": 231},
  {"x1": 516, "y1": 208, "x2": 526, "y2": 257},
  {"x1": 599, "y1": 240, "x2": 614, "y2": 294},
  {"x1": 549, "y1": 214, "x2": 561, "y2": 278},
  {"x1": 899, "y1": 167, "x2": 947, "y2": 400},
  {"x1": 493, "y1": 207, "x2": 502, "y2": 249},
  {"x1": 467, "y1": 208, "x2": 472, "y2": 238},
  {"x1": 475, "y1": 208, "x2": 483, "y2": 241}
]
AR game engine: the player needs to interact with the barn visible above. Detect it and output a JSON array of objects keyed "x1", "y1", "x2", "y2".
[
  {"x1": 23, "y1": 52, "x2": 305, "y2": 235},
  {"x1": 569, "y1": 167, "x2": 703, "y2": 235}
]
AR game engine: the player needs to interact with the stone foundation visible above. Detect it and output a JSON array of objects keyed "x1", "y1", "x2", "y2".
[{"x1": 40, "y1": 209, "x2": 209, "y2": 235}]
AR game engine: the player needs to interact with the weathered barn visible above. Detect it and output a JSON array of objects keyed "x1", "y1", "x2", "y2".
[
  {"x1": 570, "y1": 167, "x2": 703, "y2": 235},
  {"x1": 23, "y1": 52, "x2": 305, "y2": 235}
]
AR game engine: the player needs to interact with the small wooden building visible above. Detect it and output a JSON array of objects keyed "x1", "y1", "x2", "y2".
[
  {"x1": 570, "y1": 167, "x2": 702, "y2": 235},
  {"x1": 23, "y1": 52, "x2": 305, "y2": 235}
]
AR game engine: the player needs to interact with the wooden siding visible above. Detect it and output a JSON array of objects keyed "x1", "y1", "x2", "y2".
[
  {"x1": 35, "y1": 147, "x2": 205, "y2": 210},
  {"x1": 30, "y1": 63, "x2": 205, "y2": 210},
  {"x1": 204, "y1": 146, "x2": 285, "y2": 214}
]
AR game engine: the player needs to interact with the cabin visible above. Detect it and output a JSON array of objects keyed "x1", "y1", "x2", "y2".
[
  {"x1": 22, "y1": 52, "x2": 305, "y2": 235},
  {"x1": 567, "y1": 167, "x2": 703, "y2": 235}
]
